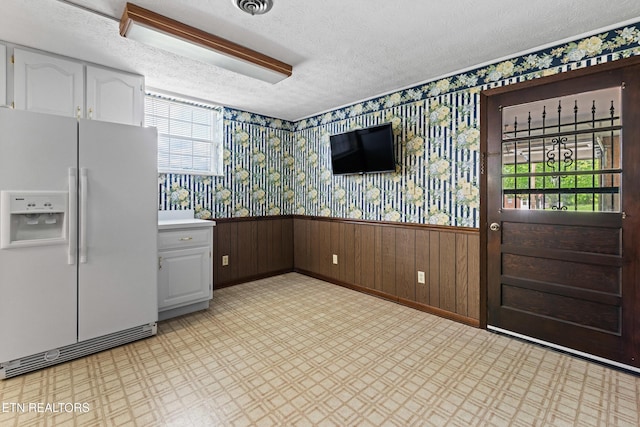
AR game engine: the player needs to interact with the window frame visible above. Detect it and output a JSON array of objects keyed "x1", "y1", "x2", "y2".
[{"x1": 144, "y1": 91, "x2": 223, "y2": 176}]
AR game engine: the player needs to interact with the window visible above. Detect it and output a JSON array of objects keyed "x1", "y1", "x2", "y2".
[
  {"x1": 500, "y1": 87, "x2": 622, "y2": 212},
  {"x1": 145, "y1": 93, "x2": 223, "y2": 176}
]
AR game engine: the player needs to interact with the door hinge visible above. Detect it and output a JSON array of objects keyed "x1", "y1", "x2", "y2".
[
  {"x1": 480, "y1": 152, "x2": 486, "y2": 175},
  {"x1": 10, "y1": 54, "x2": 14, "y2": 64}
]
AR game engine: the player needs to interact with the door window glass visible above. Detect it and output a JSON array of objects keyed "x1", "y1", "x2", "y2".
[{"x1": 501, "y1": 87, "x2": 622, "y2": 211}]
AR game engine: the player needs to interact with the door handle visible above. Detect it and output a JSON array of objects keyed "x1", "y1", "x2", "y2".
[
  {"x1": 68, "y1": 168, "x2": 77, "y2": 265},
  {"x1": 489, "y1": 222, "x2": 500, "y2": 231},
  {"x1": 79, "y1": 168, "x2": 88, "y2": 263}
]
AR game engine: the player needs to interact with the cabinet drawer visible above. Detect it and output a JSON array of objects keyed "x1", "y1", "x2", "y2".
[{"x1": 159, "y1": 228, "x2": 211, "y2": 249}]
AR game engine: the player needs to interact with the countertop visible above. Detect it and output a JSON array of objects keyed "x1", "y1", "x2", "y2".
[
  {"x1": 158, "y1": 210, "x2": 216, "y2": 230},
  {"x1": 158, "y1": 218, "x2": 216, "y2": 230}
]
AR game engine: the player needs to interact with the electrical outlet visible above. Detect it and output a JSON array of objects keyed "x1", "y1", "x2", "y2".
[
  {"x1": 417, "y1": 271, "x2": 426, "y2": 284},
  {"x1": 222, "y1": 255, "x2": 229, "y2": 266},
  {"x1": 332, "y1": 254, "x2": 338, "y2": 265}
]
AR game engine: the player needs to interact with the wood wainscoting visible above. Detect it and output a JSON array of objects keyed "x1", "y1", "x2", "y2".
[
  {"x1": 213, "y1": 216, "x2": 294, "y2": 288},
  {"x1": 293, "y1": 216, "x2": 480, "y2": 327},
  {"x1": 212, "y1": 215, "x2": 480, "y2": 327}
]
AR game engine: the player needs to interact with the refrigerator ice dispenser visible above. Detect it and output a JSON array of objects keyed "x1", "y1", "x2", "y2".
[{"x1": 0, "y1": 191, "x2": 68, "y2": 249}]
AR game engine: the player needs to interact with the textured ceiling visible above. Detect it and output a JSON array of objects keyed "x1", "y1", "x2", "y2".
[{"x1": 1, "y1": 0, "x2": 640, "y2": 121}]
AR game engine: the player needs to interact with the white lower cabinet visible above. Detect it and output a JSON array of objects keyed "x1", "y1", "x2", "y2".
[
  {"x1": 159, "y1": 246, "x2": 210, "y2": 308},
  {"x1": 158, "y1": 224, "x2": 213, "y2": 321}
]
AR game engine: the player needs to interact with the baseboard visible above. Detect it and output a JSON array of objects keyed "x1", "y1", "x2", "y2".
[
  {"x1": 293, "y1": 269, "x2": 480, "y2": 328},
  {"x1": 159, "y1": 300, "x2": 210, "y2": 321},
  {"x1": 215, "y1": 269, "x2": 294, "y2": 289}
]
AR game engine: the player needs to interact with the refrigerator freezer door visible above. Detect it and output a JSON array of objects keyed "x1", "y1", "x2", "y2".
[
  {"x1": 77, "y1": 119, "x2": 158, "y2": 341},
  {"x1": 0, "y1": 109, "x2": 78, "y2": 362}
]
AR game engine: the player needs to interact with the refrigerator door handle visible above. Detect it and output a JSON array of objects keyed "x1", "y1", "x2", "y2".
[
  {"x1": 79, "y1": 168, "x2": 88, "y2": 264},
  {"x1": 68, "y1": 168, "x2": 77, "y2": 265}
]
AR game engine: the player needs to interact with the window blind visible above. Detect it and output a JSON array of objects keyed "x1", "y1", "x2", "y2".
[{"x1": 145, "y1": 94, "x2": 222, "y2": 175}]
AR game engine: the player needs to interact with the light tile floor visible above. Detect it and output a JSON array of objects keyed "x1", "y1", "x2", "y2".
[{"x1": 1, "y1": 273, "x2": 638, "y2": 426}]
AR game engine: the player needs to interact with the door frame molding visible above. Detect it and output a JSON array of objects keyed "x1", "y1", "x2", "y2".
[{"x1": 479, "y1": 55, "x2": 640, "y2": 330}]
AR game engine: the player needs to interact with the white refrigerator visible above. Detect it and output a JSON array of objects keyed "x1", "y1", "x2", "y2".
[{"x1": 0, "y1": 109, "x2": 158, "y2": 378}]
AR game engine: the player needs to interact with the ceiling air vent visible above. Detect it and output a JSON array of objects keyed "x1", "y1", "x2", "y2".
[{"x1": 234, "y1": 0, "x2": 273, "y2": 15}]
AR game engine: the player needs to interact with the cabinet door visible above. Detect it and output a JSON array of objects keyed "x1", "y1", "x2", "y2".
[
  {"x1": 0, "y1": 44, "x2": 6, "y2": 106},
  {"x1": 13, "y1": 49, "x2": 83, "y2": 118},
  {"x1": 86, "y1": 66, "x2": 143, "y2": 126},
  {"x1": 158, "y1": 246, "x2": 211, "y2": 310}
]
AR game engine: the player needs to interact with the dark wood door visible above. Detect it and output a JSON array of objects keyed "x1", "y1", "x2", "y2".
[{"x1": 481, "y1": 58, "x2": 640, "y2": 369}]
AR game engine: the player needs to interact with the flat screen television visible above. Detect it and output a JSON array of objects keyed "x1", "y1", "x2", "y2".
[{"x1": 329, "y1": 123, "x2": 395, "y2": 175}]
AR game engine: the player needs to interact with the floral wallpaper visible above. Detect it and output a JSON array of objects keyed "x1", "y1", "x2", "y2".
[
  {"x1": 159, "y1": 23, "x2": 640, "y2": 228},
  {"x1": 159, "y1": 115, "x2": 294, "y2": 220}
]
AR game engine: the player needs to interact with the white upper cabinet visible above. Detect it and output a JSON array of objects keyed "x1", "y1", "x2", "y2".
[
  {"x1": 11, "y1": 47, "x2": 144, "y2": 125},
  {"x1": 86, "y1": 66, "x2": 143, "y2": 126},
  {"x1": 0, "y1": 44, "x2": 6, "y2": 107},
  {"x1": 13, "y1": 49, "x2": 84, "y2": 118}
]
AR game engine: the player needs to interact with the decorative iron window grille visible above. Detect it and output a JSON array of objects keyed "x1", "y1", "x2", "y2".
[{"x1": 500, "y1": 87, "x2": 622, "y2": 212}]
